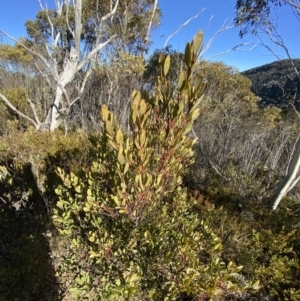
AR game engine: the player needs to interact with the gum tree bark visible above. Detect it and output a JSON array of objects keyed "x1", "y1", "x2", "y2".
[{"x1": 270, "y1": 134, "x2": 300, "y2": 210}]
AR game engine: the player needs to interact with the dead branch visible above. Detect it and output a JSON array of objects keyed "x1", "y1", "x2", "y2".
[
  {"x1": 0, "y1": 93, "x2": 39, "y2": 128},
  {"x1": 163, "y1": 8, "x2": 206, "y2": 48}
]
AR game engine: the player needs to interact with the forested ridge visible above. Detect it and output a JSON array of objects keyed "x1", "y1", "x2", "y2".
[
  {"x1": 1, "y1": 1, "x2": 300, "y2": 300},
  {"x1": 242, "y1": 59, "x2": 300, "y2": 109}
]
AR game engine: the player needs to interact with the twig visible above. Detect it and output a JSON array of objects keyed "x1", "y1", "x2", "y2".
[
  {"x1": 163, "y1": 8, "x2": 206, "y2": 48},
  {"x1": 28, "y1": 99, "x2": 41, "y2": 125}
]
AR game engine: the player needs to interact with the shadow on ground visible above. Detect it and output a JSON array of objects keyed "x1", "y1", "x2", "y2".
[{"x1": 0, "y1": 162, "x2": 62, "y2": 301}]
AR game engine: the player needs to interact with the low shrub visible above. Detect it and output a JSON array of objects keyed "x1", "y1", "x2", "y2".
[{"x1": 52, "y1": 33, "x2": 258, "y2": 300}]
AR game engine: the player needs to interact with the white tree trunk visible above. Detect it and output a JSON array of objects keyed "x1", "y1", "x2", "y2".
[
  {"x1": 270, "y1": 133, "x2": 300, "y2": 210},
  {"x1": 49, "y1": 59, "x2": 79, "y2": 130},
  {"x1": 0, "y1": 0, "x2": 119, "y2": 132}
]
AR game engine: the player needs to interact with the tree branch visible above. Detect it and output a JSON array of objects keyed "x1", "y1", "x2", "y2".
[
  {"x1": 77, "y1": 35, "x2": 117, "y2": 71},
  {"x1": 206, "y1": 41, "x2": 259, "y2": 60},
  {"x1": 73, "y1": 0, "x2": 82, "y2": 52},
  {"x1": 164, "y1": 8, "x2": 206, "y2": 48},
  {"x1": 260, "y1": 27, "x2": 299, "y2": 75},
  {"x1": 28, "y1": 99, "x2": 41, "y2": 125},
  {"x1": 200, "y1": 18, "x2": 233, "y2": 57},
  {"x1": 145, "y1": 0, "x2": 158, "y2": 44},
  {"x1": 0, "y1": 30, "x2": 59, "y2": 79},
  {"x1": 0, "y1": 93, "x2": 39, "y2": 128},
  {"x1": 101, "y1": 0, "x2": 119, "y2": 22}
]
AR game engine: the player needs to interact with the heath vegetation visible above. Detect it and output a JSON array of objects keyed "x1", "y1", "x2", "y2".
[{"x1": 1, "y1": 1, "x2": 300, "y2": 300}]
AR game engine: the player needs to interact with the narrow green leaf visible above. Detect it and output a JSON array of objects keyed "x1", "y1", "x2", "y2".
[
  {"x1": 140, "y1": 130, "x2": 146, "y2": 147},
  {"x1": 132, "y1": 90, "x2": 141, "y2": 105},
  {"x1": 140, "y1": 99, "x2": 147, "y2": 115},
  {"x1": 177, "y1": 70, "x2": 186, "y2": 90},
  {"x1": 155, "y1": 174, "x2": 162, "y2": 187},
  {"x1": 56, "y1": 199, "x2": 64, "y2": 209},
  {"x1": 144, "y1": 230, "x2": 151, "y2": 239},
  {"x1": 191, "y1": 108, "x2": 200, "y2": 121},
  {"x1": 124, "y1": 162, "x2": 129, "y2": 174},
  {"x1": 101, "y1": 104, "x2": 109, "y2": 122},
  {"x1": 118, "y1": 151, "x2": 126, "y2": 165},
  {"x1": 163, "y1": 54, "x2": 171, "y2": 76},
  {"x1": 145, "y1": 173, "x2": 152, "y2": 187},
  {"x1": 159, "y1": 52, "x2": 165, "y2": 64},
  {"x1": 193, "y1": 30, "x2": 203, "y2": 55},
  {"x1": 190, "y1": 94, "x2": 204, "y2": 113},
  {"x1": 105, "y1": 120, "x2": 113, "y2": 136},
  {"x1": 185, "y1": 42, "x2": 192, "y2": 67},
  {"x1": 73, "y1": 175, "x2": 78, "y2": 185},
  {"x1": 113, "y1": 196, "x2": 120, "y2": 206},
  {"x1": 183, "y1": 119, "x2": 193, "y2": 135},
  {"x1": 75, "y1": 185, "x2": 81, "y2": 193},
  {"x1": 193, "y1": 74, "x2": 204, "y2": 92},
  {"x1": 116, "y1": 129, "x2": 124, "y2": 145},
  {"x1": 131, "y1": 105, "x2": 137, "y2": 123}
]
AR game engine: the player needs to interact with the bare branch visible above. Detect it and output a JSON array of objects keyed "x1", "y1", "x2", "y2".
[
  {"x1": 145, "y1": 0, "x2": 158, "y2": 44},
  {"x1": 34, "y1": 62, "x2": 54, "y2": 88},
  {"x1": 290, "y1": 102, "x2": 300, "y2": 120},
  {"x1": 54, "y1": 0, "x2": 63, "y2": 15},
  {"x1": 78, "y1": 67, "x2": 93, "y2": 95},
  {"x1": 200, "y1": 19, "x2": 234, "y2": 57},
  {"x1": 0, "y1": 30, "x2": 72, "y2": 108},
  {"x1": 261, "y1": 27, "x2": 299, "y2": 75},
  {"x1": 0, "y1": 93, "x2": 39, "y2": 128},
  {"x1": 28, "y1": 99, "x2": 41, "y2": 125},
  {"x1": 37, "y1": 0, "x2": 45, "y2": 11},
  {"x1": 206, "y1": 41, "x2": 259, "y2": 60},
  {"x1": 101, "y1": 0, "x2": 119, "y2": 22},
  {"x1": 70, "y1": 97, "x2": 80, "y2": 107},
  {"x1": 77, "y1": 35, "x2": 117, "y2": 70},
  {"x1": 64, "y1": 0, "x2": 75, "y2": 42},
  {"x1": 1, "y1": 0, "x2": 121, "y2": 132},
  {"x1": 163, "y1": 8, "x2": 206, "y2": 48},
  {"x1": 285, "y1": 0, "x2": 300, "y2": 15},
  {"x1": 0, "y1": 30, "x2": 54, "y2": 74}
]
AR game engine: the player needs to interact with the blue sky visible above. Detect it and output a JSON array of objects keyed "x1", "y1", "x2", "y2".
[{"x1": 0, "y1": 0, "x2": 298, "y2": 71}]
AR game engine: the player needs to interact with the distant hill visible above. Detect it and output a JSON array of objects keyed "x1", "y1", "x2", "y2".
[{"x1": 242, "y1": 59, "x2": 300, "y2": 109}]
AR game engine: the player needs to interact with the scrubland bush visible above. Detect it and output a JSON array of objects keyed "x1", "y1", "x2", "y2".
[
  {"x1": 1, "y1": 32, "x2": 300, "y2": 301},
  {"x1": 184, "y1": 61, "x2": 300, "y2": 300},
  {"x1": 51, "y1": 33, "x2": 258, "y2": 300}
]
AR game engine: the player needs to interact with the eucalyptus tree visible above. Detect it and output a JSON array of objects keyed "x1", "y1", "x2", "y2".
[
  {"x1": 0, "y1": 41, "x2": 52, "y2": 132},
  {"x1": 0, "y1": 0, "x2": 159, "y2": 132},
  {"x1": 234, "y1": 0, "x2": 300, "y2": 37}
]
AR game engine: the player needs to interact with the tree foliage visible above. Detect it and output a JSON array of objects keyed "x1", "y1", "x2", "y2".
[
  {"x1": 0, "y1": 0, "x2": 160, "y2": 132},
  {"x1": 234, "y1": 0, "x2": 283, "y2": 37}
]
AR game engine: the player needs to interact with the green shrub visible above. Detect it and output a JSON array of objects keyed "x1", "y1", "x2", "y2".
[
  {"x1": 192, "y1": 195, "x2": 300, "y2": 301},
  {"x1": 53, "y1": 32, "x2": 258, "y2": 300}
]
